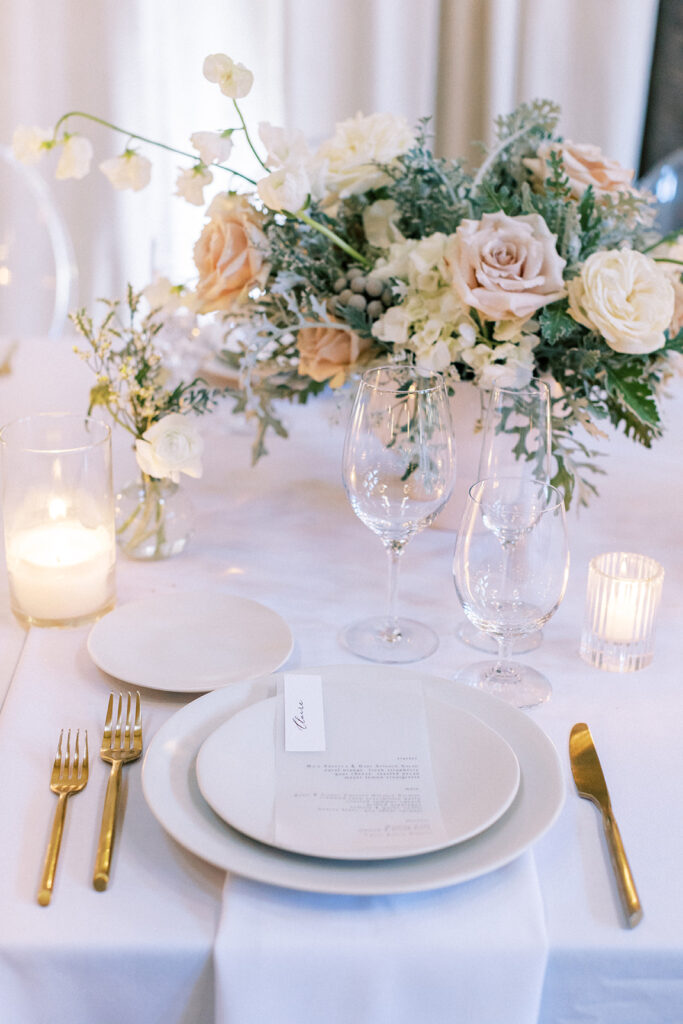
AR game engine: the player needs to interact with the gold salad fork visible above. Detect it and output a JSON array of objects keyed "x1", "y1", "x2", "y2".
[
  {"x1": 93, "y1": 692, "x2": 143, "y2": 891},
  {"x1": 37, "y1": 729, "x2": 89, "y2": 906}
]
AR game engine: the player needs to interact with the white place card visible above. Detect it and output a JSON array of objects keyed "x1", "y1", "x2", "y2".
[
  {"x1": 283, "y1": 673, "x2": 326, "y2": 752},
  {"x1": 274, "y1": 675, "x2": 448, "y2": 858}
]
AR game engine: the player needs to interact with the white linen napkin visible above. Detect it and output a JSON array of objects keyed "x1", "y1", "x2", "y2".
[{"x1": 213, "y1": 850, "x2": 548, "y2": 1024}]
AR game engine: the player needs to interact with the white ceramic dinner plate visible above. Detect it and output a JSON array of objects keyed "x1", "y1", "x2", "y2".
[
  {"x1": 195, "y1": 694, "x2": 521, "y2": 860},
  {"x1": 87, "y1": 591, "x2": 293, "y2": 692},
  {"x1": 142, "y1": 665, "x2": 564, "y2": 894}
]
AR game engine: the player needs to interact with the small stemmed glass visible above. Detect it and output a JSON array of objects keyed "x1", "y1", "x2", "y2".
[
  {"x1": 457, "y1": 379, "x2": 552, "y2": 654},
  {"x1": 341, "y1": 365, "x2": 456, "y2": 663},
  {"x1": 453, "y1": 477, "x2": 569, "y2": 708}
]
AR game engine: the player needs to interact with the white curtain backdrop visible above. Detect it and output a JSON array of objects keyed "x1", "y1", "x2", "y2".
[{"x1": 0, "y1": 0, "x2": 659, "y2": 328}]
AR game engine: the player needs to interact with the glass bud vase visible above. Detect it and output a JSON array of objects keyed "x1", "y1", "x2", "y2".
[{"x1": 115, "y1": 473, "x2": 193, "y2": 560}]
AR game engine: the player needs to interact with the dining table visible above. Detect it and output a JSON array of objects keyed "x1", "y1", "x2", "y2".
[{"x1": 0, "y1": 336, "x2": 682, "y2": 1024}]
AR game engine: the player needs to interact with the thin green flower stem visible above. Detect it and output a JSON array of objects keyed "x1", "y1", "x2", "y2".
[
  {"x1": 232, "y1": 100, "x2": 269, "y2": 172},
  {"x1": 653, "y1": 257, "x2": 683, "y2": 266},
  {"x1": 294, "y1": 210, "x2": 371, "y2": 266},
  {"x1": 643, "y1": 230, "x2": 683, "y2": 253},
  {"x1": 53, "y1": 111, "x2": 258, "y2": 186}
]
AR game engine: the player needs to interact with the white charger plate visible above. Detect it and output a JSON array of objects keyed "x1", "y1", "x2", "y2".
[
  {"x1": 196, "y1": 693, "x2": 520, "y2": 860},
  {"x1": 87, "y1": 591, "x2": 293, "y2": 692},
  {"x1": 141, "y1": 665, "x2": 564, "y2": 894}
]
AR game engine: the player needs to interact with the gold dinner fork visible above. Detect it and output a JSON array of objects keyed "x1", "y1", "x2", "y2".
[
  {"x1": 93, "y1": 692, "x2": 143, "y2": 891},
  {"x1": 37, "y1": 729, "x2": 89, "y2": 906}
]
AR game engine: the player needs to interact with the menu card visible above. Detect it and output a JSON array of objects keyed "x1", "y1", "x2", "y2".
[{"x1": 274, "y1": 674, "x2": 447, "y2": 858}]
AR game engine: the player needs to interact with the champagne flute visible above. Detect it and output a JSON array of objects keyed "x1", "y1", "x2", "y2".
[
  {"x1": 453, "y1": 477, "x2": 569, "y2": 708},
  {"x1": 457, "y1": 378, "x2": 552, "y2": 653},
  {"x1": 341, "y1": 365, "x2": 456, "y2": 662}
]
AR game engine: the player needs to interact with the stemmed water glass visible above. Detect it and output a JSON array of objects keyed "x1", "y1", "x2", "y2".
[
  {"x1": 452, "y1": 476, "x2": 569, "y2": 708},
  {"x1": 341, "y1": 365, "x2": 456, "y2": 663},
  {"x1": 457, "y1": 379, "x2": 552, "y2": 653}
]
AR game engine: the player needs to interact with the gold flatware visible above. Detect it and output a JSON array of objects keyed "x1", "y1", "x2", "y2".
[
  {"x1": 569, "y1": 722, "x2": 642, "y2": 928},
  {"x1": 37, "y1": 729, "x2": 88, "y2": 906},
  {"x1": 93, "y1": 692, "x2": 143, "y2": 891}
]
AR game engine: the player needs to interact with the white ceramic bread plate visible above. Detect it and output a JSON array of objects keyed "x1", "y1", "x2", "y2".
[
  {"x1": 141, "y1": 664, "x2": 564, "y2": 894},
  {"x1": 87, "y1": 591, "x2": 293, "y2": 692}
]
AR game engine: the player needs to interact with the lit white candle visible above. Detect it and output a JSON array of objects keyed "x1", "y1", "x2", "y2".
[
  {"x1": 7, "y1": 520, "x2": 115, "y2": 623},
  {"x1": 602, "y1": 580, "x2": 640, "y2": 644}
]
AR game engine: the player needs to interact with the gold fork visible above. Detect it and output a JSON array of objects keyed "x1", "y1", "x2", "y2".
[
  {"x1": 37, "y1": 729, "x2": 89, "y2": 906},
  {"x1": 93, "y1": 692, "x2": 143, "y2": 891}
]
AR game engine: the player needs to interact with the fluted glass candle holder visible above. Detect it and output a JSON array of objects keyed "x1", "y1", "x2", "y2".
[
  {"x1": 580, "y1": 552, "x2": 664, "y2": 672},
  {"x1": 0, "y1": 414, "x2": 116, "y2": 627}
]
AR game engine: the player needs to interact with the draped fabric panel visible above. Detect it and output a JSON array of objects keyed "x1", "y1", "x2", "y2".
[{"x1": 0, "y1": 0, "x2": 659, "y2": 323}]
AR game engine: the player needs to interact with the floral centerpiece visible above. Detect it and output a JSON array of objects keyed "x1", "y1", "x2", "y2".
[
  {"x1": 72, "y1": 287, "x2": 217, "y2": 558},
  {"x1": 15, "y1": 54, "x2": 683, "y2": 505}
]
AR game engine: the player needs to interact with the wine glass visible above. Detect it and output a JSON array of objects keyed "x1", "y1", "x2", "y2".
[
  {"x1": 452, "y1": 477, "x2": 569, "y2": 708},
  {"x1": 457, "y1": 378, "x2": 552, "y2": 654},
  {"x1": 341, "y1": 365, "x2": 456, "y2": 663}
]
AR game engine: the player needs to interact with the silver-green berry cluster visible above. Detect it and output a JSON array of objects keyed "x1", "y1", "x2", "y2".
[{"x1": 332, "y1": 269, "x2": 394, "y2": 320}]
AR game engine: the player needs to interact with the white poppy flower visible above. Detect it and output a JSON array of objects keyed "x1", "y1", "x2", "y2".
[
  {"x1": 176, "y1": 166, "x2": 213, "y2": 206},
  {"x1": 100, "y1": 151, "x2": 152, "y2": 191},
  {"x1": 202, "y1": 54, "x2": 253, "y2": 99},
  {"x1": 55, "y1": 135, "x2": 93, "y2": 180},
  {"x1": 12, "y1": 125, "x2": 52, "y2": 164},
  {"x1": 190, "y1": 131, "x2": 233, "y2": 166}
]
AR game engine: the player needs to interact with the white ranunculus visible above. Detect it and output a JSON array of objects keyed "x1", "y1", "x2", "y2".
[
  {"x1": 135, "y1": 413, "x2": 203, "y2": 483},
  {"x1": 176, "y1": 166, "x2": 213, "y2": 206},
  {"x1": 100, "y1": 151, "x2": 152, "y2": 191},
  {"x1": 55, "y1": 135, "x2": 93, "y2": 180},
  {"x1": 567, "y1": 249, "x2": 675, "y2": 355},
  {"x1": 257, "y1": 164, "x2": 310, "y2": 213},
  {"x1": 12, "y1": 125, "x2": 52, "y2": 164},
  {"x1": 202, "y1": 54, "x2": 253, "y2": 99},
  {"x1": 190, "y1": 131, "x2": 233, "y2": 166},
  {"x1": 313, "y1": 111, "x2": 415, "y2": 199}
]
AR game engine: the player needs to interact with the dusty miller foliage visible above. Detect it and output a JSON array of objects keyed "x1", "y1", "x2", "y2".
[{"x1": 217, "y1": 100, "x2": 682, "y2": 507}]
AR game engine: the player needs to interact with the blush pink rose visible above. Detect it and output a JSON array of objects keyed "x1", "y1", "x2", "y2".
[
  {"x1": 525, "y1": 141, "x2": 634, "y2": 199},
  {"x1": 297, "y1": 323, "x2": 373, "y2": 388},
  {"x1": 447, "y1": 212, "x2": 566, "y2": 321},
  {"x1": 193, "y1": 193, "x2": 269, "y2": 313}
]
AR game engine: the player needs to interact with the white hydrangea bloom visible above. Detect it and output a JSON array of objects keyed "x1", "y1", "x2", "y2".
[
  {"x1": 100, "y1": 151, "x2": 152, "y2": 191},
  {"x1": 176, "y1": 166, "x2": 213, "y2": 206},
  {"x1": 202, "y1": 54, "x2": 253, "y2": 99},
  {"x1": 12, "y1": 125, "x2": 52, "y2": 164},
  {"x1": 190, "y1": 131, "x2": 233, "y2": 166},
  {"x1": 55, "y1": 135, "x2": 93, "y2": 180}
]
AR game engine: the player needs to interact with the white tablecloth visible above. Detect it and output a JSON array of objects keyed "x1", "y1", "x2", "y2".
[{"x1": 1, "y1": 339, "x2": 682, "y2": 1023}]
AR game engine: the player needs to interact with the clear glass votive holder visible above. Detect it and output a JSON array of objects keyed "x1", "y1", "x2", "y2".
[
  {"x1": 580, "y1": 552, "x2": 664, "y2": 672},
  {"x1": 0, "y1": 414, "x2": 116, "y2": 627}
]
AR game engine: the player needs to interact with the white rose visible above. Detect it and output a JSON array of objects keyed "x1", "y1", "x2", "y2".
[
  {"x1": 313, "y1": 111, "x2": 415, "y2": 199},
  {"x1": 202, "y1": 54, "x2": 253, "y2": 99},
  {"x1": 567, "y1": 249, "x2": 675, "y2": 354},
  {"x1": 55, "y1": 135, "x2": 93, "y2": 180},
  {"x1": 176, "y1": 166, "x2": 213, "y2": 206},
  {"x1": 190, "y1": 130, "x2": 233, "y2": 165},
  {"x1": 525, "y1": 141, "x2": 634, "y2": 200},
  {"x1": 447, "y1": 212, "x2": 566, "y2": 321},
  {"x1": 135, "y1": 413, "x2": 203, "y2": 483},
  {"x1": 12, "y1": 125, "x2": 52, "y2": 164},
  {"x1": 257, "y1": 163, "x2": 310, "y2": 213},
  {"x1": 100, "y1": 151, "x2": 152, "y2": 191}
]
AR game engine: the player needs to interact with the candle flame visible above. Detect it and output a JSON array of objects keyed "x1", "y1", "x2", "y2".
[{"x1": 48, "y1": 497, "x2": 68, "y2": 520}]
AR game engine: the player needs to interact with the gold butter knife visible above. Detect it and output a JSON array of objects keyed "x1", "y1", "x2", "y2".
[{"x1": 569, "y1": 722, "x2": 642, "y2": 928}]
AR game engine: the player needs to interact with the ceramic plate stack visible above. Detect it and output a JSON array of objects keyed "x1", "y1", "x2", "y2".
[{"x1": 141, "y1": 664, "x2": 564, "y2": 895}]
